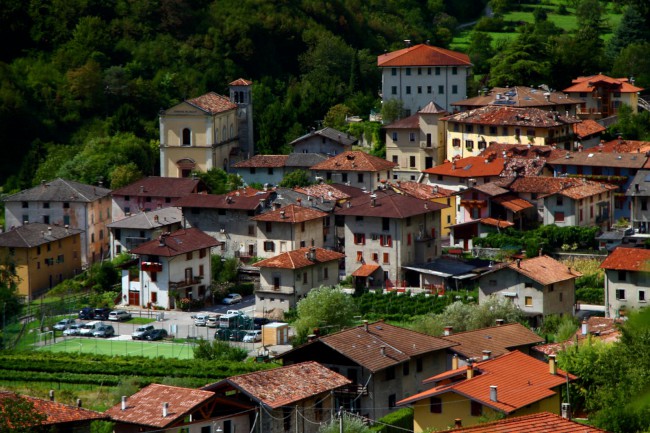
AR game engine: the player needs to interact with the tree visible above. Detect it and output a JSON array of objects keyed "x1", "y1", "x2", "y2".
[
  {"x1": 278, "y1": 169, "x2": 312, "y2": 188},
  {"x1": 0, "y1": 253, "x2": 23, "y2": 337},
  {"x1": 211, "y1": 256, "x2": 239, "y2": 283},
  {"x1": 381, "y1": 99, "x2": 404, "y2": 124},
  {"x1": 195, "y1": 169, "x2": 242, "y2": 194},
  {"x1": 193, "y1": 339, "x2": 247, "y2": 361},
  {"x1": 293, "y1": 286, "x2": 359, "y2": 344},
  {"x1": 0, "y1": 393, "x2": 47, "y2": 432},
  {"x1": 110, "y1": 163, "x2": 143, "y2": 189},
  {"x1": 606, "y1": 6, "x2": 649, "y2": 62},
  {"x1": 319, "y1": 414, "x2": 371, "y2": 433},
  {"x1": 323, "y1": 104, "x2": 352, "y2": 131},
  {"x1": 467, "y1": 31, "x2": 495, "y2": 75},
  {"x1": 611, "y1": 42, "x2": 650, "y2": 89}
]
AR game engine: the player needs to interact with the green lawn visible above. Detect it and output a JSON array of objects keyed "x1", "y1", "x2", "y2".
[{"x1": 38, "y1": 337, "x2": 197, "y2": 359}]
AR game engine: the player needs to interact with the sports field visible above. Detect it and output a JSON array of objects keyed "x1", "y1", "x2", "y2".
[{"x1": 38, "y1": 337, "x2": 197, "y2": 359}]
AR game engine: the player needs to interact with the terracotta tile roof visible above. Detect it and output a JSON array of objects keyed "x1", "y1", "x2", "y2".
[
  {"x1": 399, "y1": 351, "x2": 575, "y2": 412},
  {"x1": 563, "y1": 74, "x2": 644, "y2": 93},
  {"x1": 328, "y1": 183, "x2": 369, "y2": 198},
  {"x1": 209, "y1": 362, "x2": 350, "y2": 409},
  {"x1": 283, "y1": 321, "x2": 456, "y2": 373},
  {"x1": 0, "y1": 392, "x2": 107, "y2": 427},
  {"x1": 480, "y1": 143, "x2": 566, "y2": 161},
  {"x1": 111, "y1": 176, "x2": 202, "y2": 197},
  {"x1": 599, "y1": 138, "x2": 650, "y2": 153},
  {"x1": 104, "y1": 384, "x2": 214, "y2": 428},
  {"x1": 229, "y1": 78, "x2": 253, "y2": 86},
  {"x1": 479, "y1": 217, "x2": 514, "y2": 228},
  {"x1": 491, "y1": 195, "x2": 534, "y2": 212},
  {"x1": 175, "y1": 191, "x2": 272, "y2": 211},
  {"x1": 441, "y1": 411, "x2": 608, "y2": 432},
  {"x1": 533, "y1": 317, "x2": 622, "y2": 357},
  {"x1": 295, "y1": 184, "x2": 352, "y2": 201},
  {"x1": 388, "y1": 181, "x2": 455, "y2": 200},
  {"x1": 502, "y1": 176, "x2": 616, "y2": 199},
  {"x1": 290, "y1": 127, "x2": 358, "y2": 147},
  {"x1": 423, "y1": 157, "x2": 505, "y2": 178},
  {"x1": 377, "y1": 44, "x2": 471, "y2": 67},
  {"x1": 600, "y1": 247, "x2": 650, "y2": 271},
  {"x1": 385, "y1": 113, "x2": 420, "y2": 129},
  {"x1": 334, "y1": 189, "x2": 447, "y2": 218},
  {"x1": 0, "y1": 223, "x2": 83, "y2": 248},
  {"x1": 419, "y1": 101, "x2": 447, "y2": 114},
  {"x1": 251, "y1": 204, "x2": 327, "y2": 223},
  {"x1": 548, "y1": 151, "x2": 648, "y2": 169},
  {"x1": 3, "y1": 178, "x2": 111, "y2": 203},
  {"x1": 255, "y1": 247, "x2": 344, "y2": 269},
  {"x1": 472, "y1": 183, "x2": 510, "y2": 197},
  {"x1": 573, "y1": 119, "x2": 606, "y2": 138},
  {"x1": 310, "y1": 151, "x2": 397, "y2": 172},
  {"x1": 452, "y1": 87, "x2": 583, "y2": 109},
  {"x1": 505, "y1": 255, "x2": 582, "y2": 286},
  {"x1": 232, "y1": 155, "x2": 289, "y2": 168},
  {"x1": 444, "y1": 105, "x2": 580, "y2": 127},
  {"x1": 130, "y1": 228, "x2": 220, "y2": 257},
  {"x1": 352, "y1": 264, "x2": 381, "y2": 277},
  {"x1": 441, "y1": 323, "x2": 543, "y2": 361},
  {"x1": 556, "y1": 179, "x2": 618, "y2": 199},
  {"x1": 186, "y1": 92, "x2": 237, "y2": 114}
]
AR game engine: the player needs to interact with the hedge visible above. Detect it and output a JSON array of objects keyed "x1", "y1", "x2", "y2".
[{"x1": 370, "y1": 407, "x2": 413, "y2": 433}]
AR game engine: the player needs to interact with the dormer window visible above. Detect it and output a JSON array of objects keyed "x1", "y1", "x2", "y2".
[{"x1": 182, "y1": 128, "x2": 191, "y2": 146}]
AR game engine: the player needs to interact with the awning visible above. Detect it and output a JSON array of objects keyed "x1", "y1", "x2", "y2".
[{"x1": 352, "y1": 264, "x2": 380, "y2": 277}]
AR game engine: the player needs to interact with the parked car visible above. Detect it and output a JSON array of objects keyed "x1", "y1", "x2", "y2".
[
  {"x1": 206, "y1": 315, "x2": 221, "y2": 328},
  {"x1": 242, "y1": 330, "x2": 262, "y2": 343},
  {"x1": 63, "y1": 324, "x2": 82, "y2": 336},
  {"x1": 93, "y1": 308, "x2": 111, "y2": 320},
  {"x1": 193, "y1": 313, "x2": 210, "y2": 326},
  {"x1": 53, "y1": 318, "x2": 76, "y2": 331},
  {"x1": 93, "y1": 324, "x2": 115, "y2": 338},
  {"x1": 79, "y1": 321, "x2": 102, "y2": 336},
  {"x1": 222, "y1": 293, "x2": 243, "y2": 305},
  {"x1": 78, "y1": 307, "x2": 95, "y2": 320},
  {"x1": 253, "y1": 318, "x2": 270, "y2": 330},
  {"x1": 108, "y1": 310, "x2": 132, "y2": 321},
  {"x1": 229, "y1": 329, "x2": 248, "y2": 342},
  {"x1": 132, "y1": 324, "x2": 155, "y2": 340},
  {"x1": 145, "y1": 329, "x2": 169, "y2": 341}
]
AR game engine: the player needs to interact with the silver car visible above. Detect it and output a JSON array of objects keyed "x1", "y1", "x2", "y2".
[
  {"x1": 63, "y1": 324, "x2": 82, "y2": 336},
  {"x1": 53, "y1": 318, "x2": 76, "y2": 331}
]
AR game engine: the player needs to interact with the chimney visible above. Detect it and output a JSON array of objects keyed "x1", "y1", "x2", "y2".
[
  {"x1": 380, "y1": 345, "x2": 386, "y2": 356},
  {"x1": 307, "y1": 334, "x2": 317, "y2": 342},
  {"x1": 466, "y1": 364, "x2": 474, "y2": 380},
  {"x1": 433, "y1": 185, "x2": 438, "y2": 194},
  {"x1": 154, "y1": 215, "x2": 159, "y2": 223},
  {"x1": 308, "y1": 247, "x2": 317, "y2": 261},
  {"x1": 77, "y1": 398, "x2": 82, "y2": 408},
  {"x1": 482, "y1": 350, "x2": 491, "y2": 360},
  {"x1": 297, "y1": 198, "x2": 302, "y2": 206},
  {"x1": 561, "y1": 402, "x2": 571, "y2": 419},
  {"x1": 452, "y1": 354, "x2": 459, "y2": 370},
  {"x1": 48, "y1": 226, "x2": 52, "y2": 237},
  {"x1": 454, "y1": 419, "x2": 462, "y2": 428},
  {"x1": 49, "y1": 390, "x2": 54, "y2": 401},
  {"x1": 121, "y1": 396, "x2": 127, "y2": 410},
  {"x1": 140, "y1": 185, "x2": 144, "y2": 194},
  {"x1": 444, "y1": 326, "x2": 453, "y2": 336},
  {"x1": 490, "y1": 385, "x2": 498, "y2": 402},
  {"x1": 162, "y1": 402, "x2": 169, "y2": 417},
  {"x1": 581, "y1": 319, "x2": 588, "y2": 336},
  {"x1": 371, "y1": 197, "x2": 376, "y2": 207},
  {"x1": 280, "y1": 210, "x2": 286, "y2": 219},
  {"x1": 452, "y1": 161, "x2": 456, "y2": 170},
  {"x1": 549, "y1": 355, "x2": 557, "y2": 375},
  {"x1": 495, "y1": 319, "x2": 505, "y2": 326},
  {"x1": 516, "y1": 258, "x2": 521, "y2": 268},
  {"x1": 363, "y1": 320, "x2": 369, "y2": 332}
]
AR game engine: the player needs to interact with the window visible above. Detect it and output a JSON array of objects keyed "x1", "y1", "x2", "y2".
[
  {"x1": 357, "y1": 173, "x2": 364, "y2": 183},
  {"x1": 557, "y1": 196, "x2": 564, "y2": 206},
  {"x1": 427, "y1": 85, "x2": 432, "y2": 94},
  {"x1": 465, "y1": 140, "x2": 474, "y2": 150},
  {"x1": 386, "y1": 366, "x2": 395, "y2": 380},
  {"x1": 525, "y1": 296, "x2": 533, "y2": 307},
  {"x1": 417, "y1": 86, "x2": 422, "y2": 94},
  {"x1": 438, "y1": 85, "x2": 444, "y2": 95},
  {"x1": 380, "y1": 235, "x2": 392, "y2": 247},
  {"x1": 186, "y1": 252, "x2": 193, "y2": 260},
  {"x1": 268, "y1": 168, "x2": 274, "y2": 175},
  {"x1": 618, "y1": 270, "x2": 626, "y2": 281},
  {"x1": 452, "y1": 85, "x2": 458, "y2": 94},
  {"x1": 356, "y1": 216, "x2": 364, "y2": 222},
  {"x1": 63, "y1": 202, "x2": 70, "y2": 209},
  {"x1": 372, "y1": 253, "x2": 379, "y2": 262},
  {"x1": 409, "y1": 133, "x2": 416, "y2": 142},
  {"x1": 410, "y1": 156, "x2": 416, "y2": 167},
  {"x1": 182, "y1": 128, "x2": 191, "y2": 146},
  {"x1": 356, "y1": 251, "x2": 363, "y2": 262},
  {"x1": 388, "y1": 394, "x2": 396, "y2": 409},
  {"x1": 554, "y1": 212, "x2": 565, "y2": 222},
  {"x1": 43, "y1": 202, "x2": 50, "y2": 209},
  {"x1": 342, "y1": 173, "x2": 348, "y2": 183},
  {"x1": 406, "y1": 86, "x2": 411, "y2": 94},
  {"x1": 466, "y1": 125, "x2": 473, "y2": 133},
  {"x1": 43, "y1": 215, "x2": 49, "y2": 224},
  {"x1": 265, "y1": 221, "x2": 272, "y2": 233},
  {"x1": 391, "y1": 132, "x2": 398, "y2": 141},
  {"x1": 57, "y1": 254, "x2": 64, "y2": 263},
  {"x1": 303, "y1": 272, "x2": 308, "y2": 284},
  {"x1": 392, "y1": 155, "x2": 398, "y2": 164},
  {"x1": 391, "y1": 86, "x2": 397, "y2": 95},
  {"x1": 406, "y1": 68, "x2": 411, "y2": 76},
  {"x1": 324, "y1": 267, "x2": 329, "y2": 280},
  {"x1": 640, "y1": 290, "x2": 646, "y2": 302},
  {"x1": 489, "y1": 126, "x2": 497, "y2": 134},
  {"x1": 403, "y1": 362, "x2": 410, "y2": 376},
  {"x1": 407, "y1": 233, "x2": 412, "y2": 246},
  {"x1": 248, "y1": 225, "x2": 255, "y2": 236},
  {"x1": 502, "y1": 126, "x2": 508, "y2": 136},
  {"x1": 354, "y1": 233, "x2": 366, "y2": 245},
  {"x1": 452, "y1": 66, "x2": 458, "y2": 75},
  {"x1": 416, "y1": 358, "x2": 423, "y2": 372},
  {"x1": 21, "y1": 201, "x2": 28, "y2": 208},
  {"x1": 616, "y1": 289, "x2": 626, "y2": 300},
  {"x1": 452, "y1": 138, "x2": 461, "y2": 147},
  {"x1": 300, "y1": 240, "x2": 306, "y2": 248},
  {"x1": 382, "y1": 218, "x2": 390, "y2": 231},
  {"x1": 642, "y1": 199, "x2": 647, "y2": 211},
  {"x1": 264, "y1": 241, "x2": 275, "y2": 252},
  {"x1": 301, "y1": 222, "x2": 306, "y2": 232},
  {"x1": 383, "y1": 253, "x2": 389, "y2": 264},
  {"x1": 391, "y1": 68, "x2": 397, "y2": 76},
  {"x1": 430, "y1": 397, "x2": 442, "y2": 413},
  {"x1": 283, "y1": 408, "x2": 292, "y2": 432},
  {"x1": 199, "y1": 264, "x2": 204, "y2": 276},
  {"x1": 471, "y1": 401, "x2": 482, "y2": 417},
  {"x1": 201, "y1": 426, "x2": 211, "y2": 433},
  {"x1": 406, "y1": 217, "x2": 412, "y2": 227},
  {"x1": 273, "y1": 276, "x2": 280, "y2": 290},
  {"x1": 435, "y1": 67, "x2": 441, "y2": 75}
]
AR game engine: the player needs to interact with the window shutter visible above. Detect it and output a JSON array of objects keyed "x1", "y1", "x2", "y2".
[
  {"x1": 387, "y1": 235, "x2": 392, "y2": 247},
  {"x1": 362, "y1": 234, "x2": 366, "y2": 245}
]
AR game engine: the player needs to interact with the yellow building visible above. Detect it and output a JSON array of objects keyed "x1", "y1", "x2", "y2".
[
  {"x1": 398, "y1": 351, "x2": 574, "y2": 432},
  {"x1": 159, "y1": 81, "x2": 253, "y2": 178},
  {"x1": 0, "y1": 223, "x2": 82, "y2": 300},
  {"x1": 564, "y1": 74, "x2": 644, "y2": 119},
  {"x1": 444, "y1": 106, "x2": 581, "y2": 160}
]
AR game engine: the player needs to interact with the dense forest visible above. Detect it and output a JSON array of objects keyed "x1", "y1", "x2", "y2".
[{"x1": 1, "y1": 0, "x2": 649, "y2": 193}]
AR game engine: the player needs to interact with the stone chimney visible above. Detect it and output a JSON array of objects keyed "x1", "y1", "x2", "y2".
[
  {"x1": 308, "y1": 247, "x2": 317, "y2": 261},
  {"x1": 121, "y1": 396, "x2": 127, "y2": 410},
  {"x1": 363, "y1": 320, "x2": 369, "y2": 332},
  {"x1": 444, "y1": 326, "x2": 453, "y2": 336},
  {"x1": 516, "y1": 258, "x2": 521, "y2": 268},
  {"x1": 452, "y1": 354, "x2": 459, "y2": 370},
  {"x1": 549, "y1": 355, "x2": 557, "y2": 375},
  {"x1": 466, "y1": 364, "x2": 474, "y2": 380},
  {"x1": 162, "y1": 402, "x2": 169, "y2": 417},
  {"x1": 490, "y1": 385, "x2": 498, "y2": 402}
]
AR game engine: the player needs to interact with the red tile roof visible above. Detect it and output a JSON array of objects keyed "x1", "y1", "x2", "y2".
[
  {"x1": 573, "y1": 119, "x2": 606, "y2": 138},
  {"x1": 0, "y1": 392, "x2": 106, "y2": 427},
  {"x1": 335, "y1": 189, "x2": 447, "y2": 218},
  {"x1": 284, "y1": 321, "x2": 456, "y2": 373},
  {"x1": 112, "y1": 176, "x2": 202, "y2": 197},
  {"x1": 480, "y1": 143, "x2": 566, "y2": 161},
  {"x1": 295, "y1": 184, "x2": 351, "y2": 201},
  {"x1": 506, "y1": 255, "x2": 582, "y2": 286},
  {"x1": 389, "y1": 181, "x2": 455, "y2": 200},
  {"x1": 452, "y1": 87, "x2": 583, "y2": 109},
  {"x1": 377, "y1": 44, "x2": 471, "y2": 67},
  {"x1": 532, "y1": 317, "x2": 622, "y2": 357},
  {"x1": 479, "y1": 217, "x2": 514, "y2": 228},
  {"x1": 557, "y1": 179, "x2": 618, "y2": 200},
  {"x1": 444, "y1": 105, "x2": 580, "y2": 127},
  {"x1": 491, "y1": 195, "x2": 534, "y2": 212},
  {"x1": 186, "y1": 92, "x2": 237, "y2": 114},
  {"x1": 500, "y1": 176, "x2": 617, "y2": 199},
  {"x1": 600, "y1": 247, "x2": 650, "y2": 271},
  {"x1": 229, "y1": 78, "x2": 253, "y2": 86},
  {"x1": 423, "y1": 157, "x2": 505, "y2": 178},
  {"x1": 352, "y1": 264, "x2": 381, "y2": 277},
  {"x1": 175, "y1": 191, "x2": 272, "y2": 211},
  {"x1": 104, "y1": 384, "x2": 215, "y2": 428},
  {"x1": 210, "y1": 362, "x2": 350, "y2": 409},
  {"x1": 310, "y1": 151, "x2": 397, "y2": 172},
  {"x1": 441, "y1": 411, "x2": 608, "y2": 432},
  {"x1": 419, "y1": 101, "x2": 447, "y2": 114},
  {"x1": 385, "y1": 113, "x2": 420, "y2": 129},
  {"x1": 563, "y1": 74, "x2": 644, "y2": 93},
  {"x1": 255, "y1": 247, "x2": 344, "y2": 269},
  {"x1": 442, "y1": 323, "x2": 544, "y2": 360},
  {"x1": 399, "y1": 351, "x2": 575, "y2": 413},
  {"x1": 251, "y1": 204, "x2": 327, "y2": 223},
  {"x1": 131, "y1": 228, "x2": 220, "y2": 257},
  {"x1": 598, "y1": 138, "x2": 650, "y2": 153},
  {"x1": 548, "y1": 151, "x2": 648, "y2": 169},
  {"x1": 232, "y1": 155, "x2": 289, "y2": 168}
]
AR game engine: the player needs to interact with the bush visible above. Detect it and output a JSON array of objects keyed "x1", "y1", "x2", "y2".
[
  {"x1": 474, "y1": 16, "x2": 506, "y2": 32},
  {"x1": 235, "y1": 282, "x2": 255, "y2": 297},
  {"x1": 369, "y1": 408, "x2": 413, "y2": 433},
  {"x1": 576, "y1": 287, "x2": 604, "y2": 304},
  {"x1": 193, "y1": 339, "x2": 248, "y2": 362}
]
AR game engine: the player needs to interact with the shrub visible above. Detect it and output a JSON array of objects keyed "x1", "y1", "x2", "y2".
[
  {"x1": 193, "y1": 339, "x2": 248, "y2": 362},
  {"x1": 369, "y1": 408, "x2": 413, "y2": 433}
]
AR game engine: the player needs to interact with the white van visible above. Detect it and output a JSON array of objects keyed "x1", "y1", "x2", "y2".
[{"x1": 79, "y1": 321, "x2": 102, "y2": 336}]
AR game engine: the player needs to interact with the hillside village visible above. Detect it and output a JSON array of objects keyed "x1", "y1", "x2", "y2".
[{"x1": 2, "y1": 23, "x2": 650, "y2": 433}]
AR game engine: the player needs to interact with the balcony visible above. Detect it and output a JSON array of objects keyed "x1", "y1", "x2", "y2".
[
  {"x1": 335, "y1": 383, "x2": 368, "y2": 396},
  {"x1": 169, "y1": 276, "x2": 203, "y2": 289},
  {"x1": 141, "y1": 261, "x2": 163, "y2": 272},
  {"x1": 460, "y1": 199, "x2": 487, "y2": 209}
]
